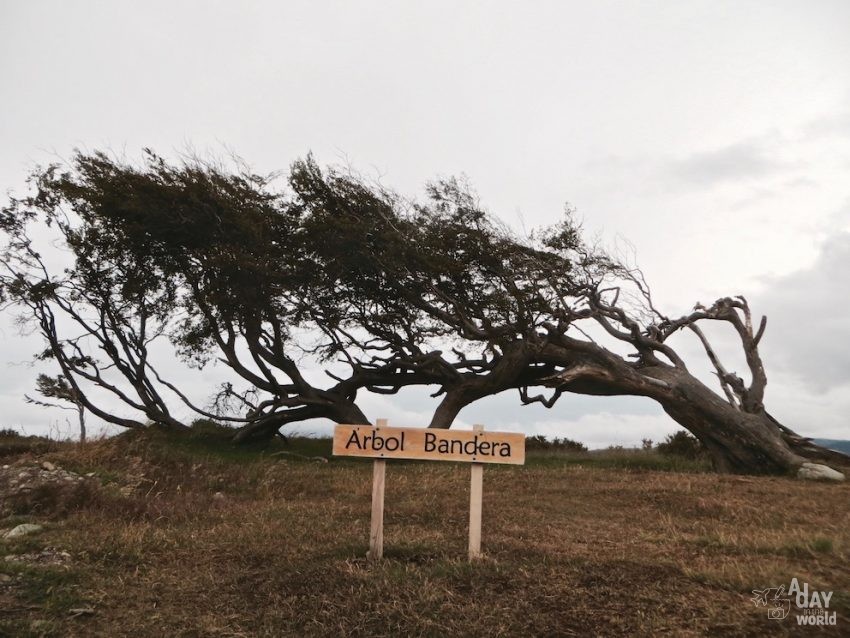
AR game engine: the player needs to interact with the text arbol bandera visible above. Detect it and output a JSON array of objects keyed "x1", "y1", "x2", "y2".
[
  {"x1": 332, "y1": 425, "x2": 525, "y2": 465},
  {"x1": 347, "y1": 430, "x2": 510, "y2": 457}
]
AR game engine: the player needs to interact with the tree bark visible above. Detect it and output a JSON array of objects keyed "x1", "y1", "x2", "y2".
[
  {"x1": 429, "y1": 389, "x2": 481, "y2": 428},
  {"x1": 547, "y1": 355, "x2": 846, "y2": 476},
  {"x1": 231, "y1": 400, "x2": 371, "y2": 443},
  {"x1": 425, "y1": 337, "x2": 846, "y2": 477}
]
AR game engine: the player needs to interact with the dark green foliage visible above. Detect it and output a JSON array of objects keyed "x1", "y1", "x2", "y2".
[
  {"x1": 2, "y1": 150, "x2": 587, "y2": 439},
  {"x1": 5, "y1": 479, "x2": 100, "y2": 519},
  {"x1": 656, "y1": 430, "x2": 707, "y2": 460},
  {"x1": 0, "y1": 430, "x2": 55, "y2": 457},
  {"x1": 525, "y1": 434, "x2": 588, "y2": 452}
]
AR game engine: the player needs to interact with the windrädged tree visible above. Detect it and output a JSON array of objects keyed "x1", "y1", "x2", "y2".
[
  {"x1": 1, "y1": 152, "x2": 452, "y2": 440},
  {"x1": 287, "y1": 161, "x2": 847, "y2": 479},
  {"x1": 1, "y1": 165, "x2": 188, "y2": 431},
  {"x1": 2, "y1": 150, "x2": 845, "y2": 479}
]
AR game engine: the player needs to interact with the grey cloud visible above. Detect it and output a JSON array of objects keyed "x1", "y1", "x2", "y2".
[
  {"x1": 801, "y1": 111, "x2": 850, "y2": 141},
  {"x1": 824, "y1": 199, "x2": 850, "y2": 231},
  {"x1": 670, "y1": 140, "x2": 791, "y2": 186},
  {"x1": 755, "y1": 231, "x2": 850, "y2": 393}
]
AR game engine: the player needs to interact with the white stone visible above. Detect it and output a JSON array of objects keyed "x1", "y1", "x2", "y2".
[
  {"x1": 797, "y1": 463, "x2": 845, "y2": 482},
  {"x1": 3, "y1": 523, "x2": 43, "y2": 539},
  {"x1": 41, "y1": 461, "x2": 56, "y2": 471}
]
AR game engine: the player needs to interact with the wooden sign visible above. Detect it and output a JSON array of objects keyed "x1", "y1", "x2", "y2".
[
  {"x1": 337, "y1": 420, "x2": 525, "y2": 561},
  {"x1": 333, "y1": 424, "x2": 525, "y2": 465}
]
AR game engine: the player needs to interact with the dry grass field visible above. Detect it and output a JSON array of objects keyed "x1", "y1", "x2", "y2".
[{"x1": 1, "y1": 426, "x2": 848, "y2": 637}]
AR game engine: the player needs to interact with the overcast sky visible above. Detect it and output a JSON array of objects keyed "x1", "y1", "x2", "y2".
[{"x1": 1, "y1": 1, "x2": 849, "y2": 445}]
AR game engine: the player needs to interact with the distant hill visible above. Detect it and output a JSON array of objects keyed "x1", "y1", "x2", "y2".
[{"x1": 813, "y1": 439, "x2": 850, "y2": 455}]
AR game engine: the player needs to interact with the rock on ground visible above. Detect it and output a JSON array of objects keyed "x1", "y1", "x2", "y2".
[
  {"x1": 4, "y1": 547, "x2": 71, "y2": 566},
  {"x1": 3, "y1": 523, "x2": 43, "y2": 538},
  {"x1": 797, "y1": 463, "x2": 845, "y2": 482}
]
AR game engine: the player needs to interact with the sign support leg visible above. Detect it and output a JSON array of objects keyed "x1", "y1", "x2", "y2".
[
  {"x1": 367, "y1": 418, "x2": 388, "y2": 560},
  {"x1": 469, "y1": 424, "x2": 484, "y2": 560}
]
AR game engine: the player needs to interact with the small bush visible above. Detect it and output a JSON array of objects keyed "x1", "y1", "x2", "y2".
[
  {"x1": 656, "y1": 430, "x2": 706, "y2": 460},
  {"x1": 526, "y1": 435, "x2": 588, "y2": 452},
  {"x1": 0, "y1": 430, "x2": 55, "y2": 457},
  {"x1": 189, "y1": 418, "x2": 232, "y2": 435},
  {"x1": 5, "y1": 480, "x2": 101, "y2": 519}
]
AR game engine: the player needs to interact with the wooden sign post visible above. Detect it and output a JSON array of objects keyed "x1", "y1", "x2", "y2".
[
  {"x1": 367, "y1": 418, "x2": 388, "y2": 560},
  {"x1": 333, "y1": 421, "x2": 525, "y2": 561},
  {"x1": 468, "y1": 424, "x2": 484, "y2": 560}
]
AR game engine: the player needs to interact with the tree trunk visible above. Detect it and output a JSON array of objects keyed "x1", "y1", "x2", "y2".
[
  {"x1": 429, "y1": 389, "x2": 483, "y2": 428},
  {"x1": 78, "y1": 404, "x2": 86, "y2": 444},
  {"x1": 428, "y1": 342, "x2": 549, "y2": 428},
  {"x1": 549, "y1": 357, "x2": 847, "y2": 477},
  {"x1": 427, "y1": 339, "x2": 847, "y2": 477},
  {"x1": 231, "y1": 400, "x2": 371, "y2": 444},
  {"x1": 653, "y1": 373, "x2": 801, "y2": 474}
]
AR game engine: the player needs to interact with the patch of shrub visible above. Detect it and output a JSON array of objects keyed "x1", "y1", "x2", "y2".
[
  {"x1": 656, "y1": 430, "x2": 706, "y2": 460},
  {"x1": 189, "y1": 418, "x2": 233, "y2": 435},
  {"x1": 526, "y1": 435, "x2": 588, "y2": 452},
  {"x1": 6, "y1": 480, "x2": 101, "y2": 519},
  {"x1": 0, "y1": 430, "x2": 55, "y2": 457}
]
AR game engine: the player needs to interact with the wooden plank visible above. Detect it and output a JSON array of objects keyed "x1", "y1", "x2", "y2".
[
  {"x1": 367, "y1": 418, "x2": 388, "y2": 560},
  {"x1": 333, "y1": 424, "x2": 525, "y2": 465},
  {"x1": 367, "y1": 458, "x2": 385, "y2": 560},
  {"x1": 468, "y1": 424, "x2": 484, "y2": 560}
]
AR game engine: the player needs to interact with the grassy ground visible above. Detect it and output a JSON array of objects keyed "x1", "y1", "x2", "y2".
[{"x1": 1, "y1": 427, "x2": 847, "y2": 637}]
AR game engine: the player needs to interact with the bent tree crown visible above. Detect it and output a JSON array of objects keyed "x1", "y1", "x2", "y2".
[{"x1": 0, "y1": 150, "x2": 845, "y2": 478}]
